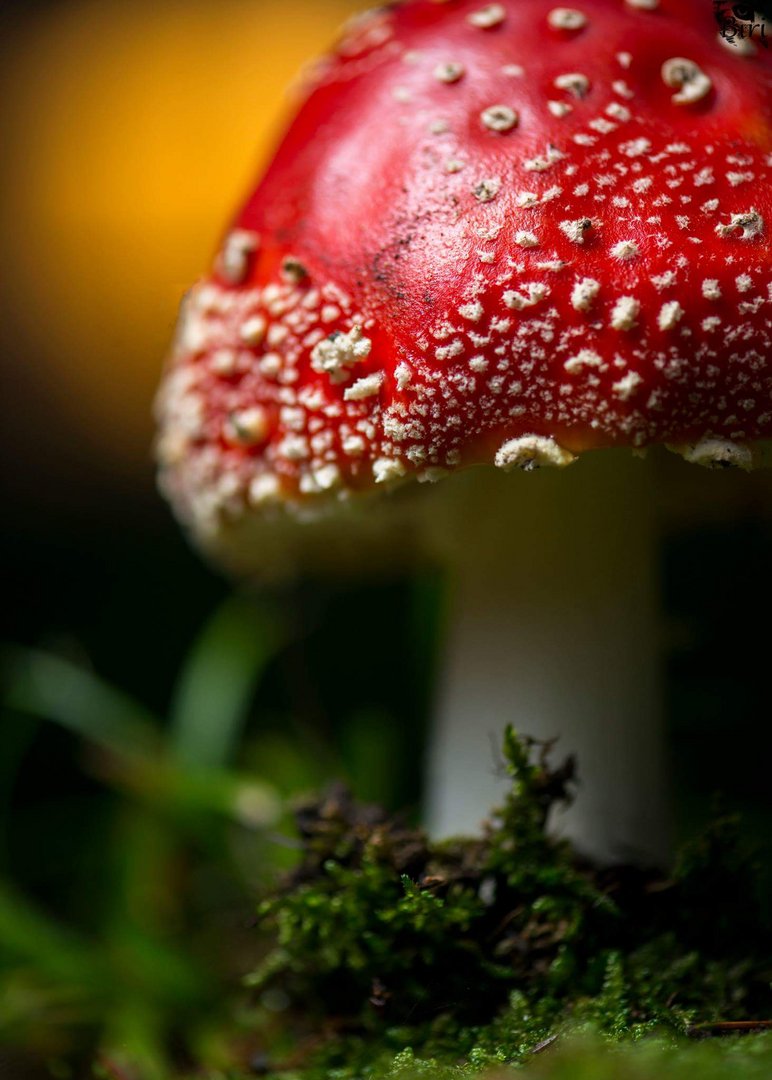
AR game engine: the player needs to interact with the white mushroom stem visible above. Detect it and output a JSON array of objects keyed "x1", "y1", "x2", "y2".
[{"x1": 423, "y1": 451, "x2": 671, "y2": 866}]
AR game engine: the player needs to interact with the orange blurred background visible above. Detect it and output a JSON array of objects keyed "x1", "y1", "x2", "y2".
[
  {"x1": 1, "y1": 0, "x2": 358, "y2": 494},
  {"x1": 0, "y1": 0, "x2": 376, "y2": 735}
]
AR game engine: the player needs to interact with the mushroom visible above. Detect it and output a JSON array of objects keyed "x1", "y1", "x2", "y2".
[{"x1": 156, "y1": 0, "x2": 772, "y2": 864}]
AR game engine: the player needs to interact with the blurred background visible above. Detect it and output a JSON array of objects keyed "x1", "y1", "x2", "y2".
[{"x1": 1, "y1": 0, "x2": 772, "y2": 1074}]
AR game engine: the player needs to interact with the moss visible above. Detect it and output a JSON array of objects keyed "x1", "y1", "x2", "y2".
[{"x1": 241, "y1": 729, "x2": 772, "y2": 1079}]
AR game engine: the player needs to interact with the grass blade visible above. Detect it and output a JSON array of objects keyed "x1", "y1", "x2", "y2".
[
  {"x1": 169, "y1": 595, "x2": 284, "y2": 769},
  {"x1": 3, "y1": 648, "x2": 161, "y2": 761},
  {"x1": 0, "y1": 881, "x2": 105, "y2": 987}
]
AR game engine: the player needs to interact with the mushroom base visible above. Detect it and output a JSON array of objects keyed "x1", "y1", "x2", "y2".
[{"x1": 239, "y1": 729, "x2": 771, "y2": 1079}]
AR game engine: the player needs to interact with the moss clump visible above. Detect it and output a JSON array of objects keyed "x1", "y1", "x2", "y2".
[{"x1": 244, "y1": 729, "x2": 772, "y2": 1078}]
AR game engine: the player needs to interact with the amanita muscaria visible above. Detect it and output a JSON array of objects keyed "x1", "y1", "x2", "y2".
[{"x1": 157, "y1": 0, "x2": 772, "y2": 863}]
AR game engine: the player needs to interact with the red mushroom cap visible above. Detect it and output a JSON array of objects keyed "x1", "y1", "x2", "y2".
[{"x1": 157, "y1": 0, "x2": 772, "y2": 548}]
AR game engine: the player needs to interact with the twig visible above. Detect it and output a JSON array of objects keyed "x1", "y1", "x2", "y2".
[
  {"x1": 530, "y1": 1034, "x2": 559, "y2": 1055},
  {"x1": 687, "y1": 1020, "x2": 772, "y2": 1038}
]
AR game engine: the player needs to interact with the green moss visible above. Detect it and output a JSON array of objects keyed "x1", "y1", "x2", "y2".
[{"x1": 241, "y1": 729, "x2": 772, "y2": 1079}]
